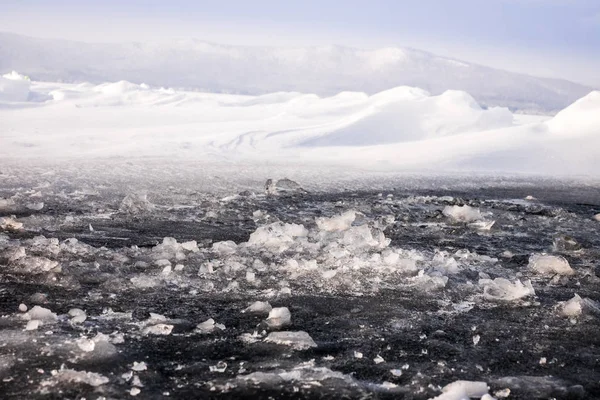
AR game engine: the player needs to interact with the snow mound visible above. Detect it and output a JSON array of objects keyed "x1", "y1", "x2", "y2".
[
  {"x1": 0, "y1": 71, "x2": 30, "y2": 102},
  {"x1": 298, "y1": 89, "x2": 513, "y2": 147},
  {"x1": 547, "y1": 91, "x2": 600, "y2": 138}
]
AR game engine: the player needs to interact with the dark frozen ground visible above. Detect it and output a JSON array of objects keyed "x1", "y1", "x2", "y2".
[{"x1": 0, "y1": 167, "x2": 599, "y2": 399}]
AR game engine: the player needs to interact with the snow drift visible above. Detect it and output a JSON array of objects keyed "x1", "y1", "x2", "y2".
[{"x1": 0, "y1": 76, "x2": 599, "y2": 176}]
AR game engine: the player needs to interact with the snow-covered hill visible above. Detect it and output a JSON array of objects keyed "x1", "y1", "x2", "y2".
[
  {"x1": 1, "y1": 72, "x2": 599, "y2": 176},
  {"x1": 0, "y1": 32, "x2": 594, "y2": 113}
]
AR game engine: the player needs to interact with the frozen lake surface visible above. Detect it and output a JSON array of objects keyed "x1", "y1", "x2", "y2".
[{"x1": 0, "y1": 163, "x2": 599, "y2": 399}]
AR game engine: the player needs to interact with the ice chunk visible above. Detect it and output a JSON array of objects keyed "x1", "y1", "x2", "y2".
[
  {"x1": 265, "y1": 307, "x2": 291, "y2": 328},
  {"x1": 561, "y1": 294, "x2": 583, "y2": 317},
  {"x1": 209, "y1": 361, "x2": 228, "y2": 373},
  {"x1": 316, "y1": 210, "x2": 357, "y2": 232},
  {"x1": 480, "y1": 278, "x2": 535, "y2": 301},
  {"x1": 131, "y1": 361, "x2": 147, "y2": 371},
  {"x1": 559, "y1": 294, "x2": 600, "y2": 317},
  {"x1": 264, "y1": 331, "x2": 317, "y2": 350},
  {"x1": 265, "y1": 178, "x2": 306, "y2": 195},
  {"x1": 45, "y1": 368, "x2": 109, "y2": 387},
  {"x1": 25, "y1": 320, "x2": 40, "y2": 331},
  {"x1": 443, "y1": 205, "x2": 482, "y2": 222},
  {"x1": 119, "y1": 192, "x2": 155, "y2": 214},
  {"x1": 594, "y1": 213, "x2": 600, "y2": 222},
  {"x1": 196, "y1": 318, "x2": 225, "y2": 333},
  {"x1": 18, "y1": 303, "x2": 27, "y2": 312},
  {"x1": 212, "y1": 240, "x2": 238, "y2": 255},
  {"x1": 247, "y1": 222, "x2": 308, "y2": 251},
  {"x1": 76, "y1": 338, "x2": 96, "y2": 352},
  {"x1": 25, "y1": 202, "x2": 44, "y2": 211},
  {"x1": 142, "y1": 324, "x2": 174, "y2": 336},
  {"x1": 23, "y1": 306, "x2": 57, "y2": 323},
  {"x1": 431, "y1": 380, "x2": 490, "y2": 400},
  {"x1": 12, "y1": 256, "x2": 59, "y2": 274},
  {"x1": 0, "y1": 217, "x2": 23, "y2": 230},
  {"x1": 130, "y1": 387, "x2": 141, "y2": 396},
  {"x1": 374, "y1": 355, "x2": 385, "y2": 364},
  {"x1": 242, "y1": 301, "x2": 272, "y2": 314},
  {"x1": 68, "y1": 308, "x2": 87, "y2": 324},
  {"x1": 528, "y1": 254, "x2": 574, "y2": 276}
]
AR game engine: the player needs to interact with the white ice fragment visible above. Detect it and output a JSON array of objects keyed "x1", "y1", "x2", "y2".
[
  {"x1": 481, "y1": 395, "x2": 497, "y2": 400},
  {"x1": 431, "y1": 380, "x2": 490, "y2": 400},
  {"x1": 18, "y1": 303, "x2": 27, "y2": 312},
  {"x1": 468, "y1": 220, "x2": 495, "y2": 230},
  {"x1": 316, "y1": 210, "x2": 357, "y2": 232},
  {"x1": 354, "y1": 351, "x2": 363, "y2": 359},
  {"x1": 120, "y1": 193, "x2": 154, "y2": 214},
  {"x1": 142, "y1": 324, "x2": 173, "y2": 336},
  {"x1": 374, "y1": 355, "x2": 385, "y2": 364},
  {"x1": 560, "y1": 294, "x2": 583, "y2": 317},
  {"x1": 390, "y1": 369, "x2": 403, "y2": 377},
  {"x1": 26, "y1": 202, "x2": 44, "y2": 211},
  {"x1": 322, "y1": 269, "x2": 337, "y2": 279},
  {"x1": 131, "y1": 361, "x2": 147, "y2": 372},
  {"x1": 212, "y1": 240, "x2": 238, "y2": 255},
  {"x1": 525, "y1": 195, "x2": 536, "y2": 201},
  {"x1": 47, "y1": 368, "x2": 109, "y2": 387},
  {"x1": 0, "y1": 217, "x2": 23, "y2": 230},
  {"x1": 264, "y1": 331, "x2": 317, "y2": 350},
  {"x1": 242, "y1": 301, "x2": 272, "y2": 314},
  {"x1": 473, "y1": 335, "x2": 481, "y2": 346},
  {"x1": 593, "y1": 213, "x2": 600, "y2": 222},
  {"x1": 265, "y1": 307, "x2": 291, "y2": 328},
  {"x1": 76, "y1": 338, "x2": 96, "y2": 352},
  {"x1": 130, "y1": 387, "x2": 141, "y2": 396},
  {"x1": 528, "y1": 254, "x2": 574, "y2": 276},
  {"x1": 161, "y1": 265, "x2": 172, "y2": 276},
  {"x1": 132, "y1": 375, "x2": 143, "y2": 387},
  {"x1": 443, "y1": 205, "x2": 482, "y2": 222},
  {"x1": 196, "y1": 318, "x2": 225, "y2": 333},
  {"x1": 155, "y1": 259, "x2": 172, "y2": 268},
  {"x1": 23, "y1": 306, "x2": 57, "y2": 322},
  {"x1": 25, "y1": 320, "x2": 40, "y2": 331},
  {"x1": 180, "y1": 240, "x2": 199, "y2": 252},
  {"x1": 209, "y1": 361, "x2": 228, "y2": 372},
  {"x1": 246, "y1": 271, "x2": 256, "y2": 282},
  {"x1": 480, "y1": 278, "x2": 535, "y2": 301},
  {"x1": 380, "y1": 382, "x2": 398, "y2": 389},
  {"x1": 247, "y1": 222, "x2": 308, "y2": 251},
  {"x1": 174, "y1": 264, "x2": 184, "y2": 271},
  {"x1": 88, "y1": 224, "x2": 94, "y2": 232},
  {"x1": 68, "y1": 308, "x2": 87, "y2": 323}
]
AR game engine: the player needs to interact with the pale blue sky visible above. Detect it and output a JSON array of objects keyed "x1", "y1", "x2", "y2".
[{"x1": 1, "y1": 0, "x2": 599, "y2": 86}]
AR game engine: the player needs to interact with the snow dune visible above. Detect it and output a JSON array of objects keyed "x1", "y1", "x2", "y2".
[{"x1": 0, "y1": 73, "x2": 599, "y2": 176}]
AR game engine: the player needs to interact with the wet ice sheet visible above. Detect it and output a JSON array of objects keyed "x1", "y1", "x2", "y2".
[{"x1": 0, "y1": 170, "x2": 599, "y2": 399}]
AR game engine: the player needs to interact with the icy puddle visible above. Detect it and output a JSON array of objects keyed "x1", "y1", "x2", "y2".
[{"x1": 0, "y1": 171, "x2": 599, "y2": 399}]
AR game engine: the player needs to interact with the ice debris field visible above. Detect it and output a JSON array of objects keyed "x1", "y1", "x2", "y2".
[
  {"x1": 1, "y1": 70, "x2": 600, "y2": 176},
  {"x1": 0, "y1": 168, "x2": 600, "y2": 398}
]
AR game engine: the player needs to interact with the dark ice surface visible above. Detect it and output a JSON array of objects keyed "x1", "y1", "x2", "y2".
[{"x1": 0, "y1": 162, "x2": 599, "y2": 399}]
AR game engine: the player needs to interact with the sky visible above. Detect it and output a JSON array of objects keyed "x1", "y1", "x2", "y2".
[{"x1": 1, "y1": 0, "x2": 599, "y2": 87}]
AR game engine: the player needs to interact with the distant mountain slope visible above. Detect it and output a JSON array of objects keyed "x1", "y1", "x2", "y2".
[{"x1": 0, "y1": 32, "x2": 594, "y2": 113}]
